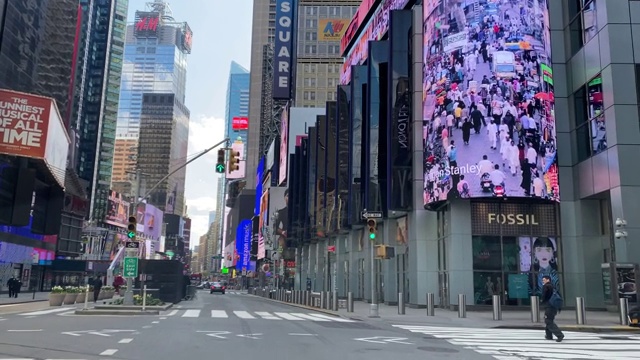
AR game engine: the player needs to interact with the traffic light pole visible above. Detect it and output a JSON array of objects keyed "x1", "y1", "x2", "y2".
[{"x1": 122, "y1": 137, "x2": 230, "y2": 306}]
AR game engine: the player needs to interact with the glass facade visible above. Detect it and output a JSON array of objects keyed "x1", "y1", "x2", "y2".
[
  {"x1": 225, "y1": 61, "x2": 250, "y2": 144},
  {"x1": 116, "y1": 24, "x2": 188, "y2": 137},
  {"x1": 73, "y1": 0, "x2": 129, "y2": 222}
]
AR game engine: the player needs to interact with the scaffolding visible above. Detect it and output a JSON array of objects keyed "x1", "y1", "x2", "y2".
[{"x1": 258, "y1": 44, "x2": 288, "y2": 157}]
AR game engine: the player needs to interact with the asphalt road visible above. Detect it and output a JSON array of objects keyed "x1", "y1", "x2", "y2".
[{"x1": 0, "y1": 290, "x2": 488, "y2": 360}]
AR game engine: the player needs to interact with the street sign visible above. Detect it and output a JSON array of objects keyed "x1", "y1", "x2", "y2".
[
  {"x1": 123, "y1": 257, "x2": 139, "y2": 278},
  {"x1": 361, "y1": 211, "x2": 383, "y2": 219},
  {"x1": 125, "y1": 242, "x2": 139, "y2": 248}
]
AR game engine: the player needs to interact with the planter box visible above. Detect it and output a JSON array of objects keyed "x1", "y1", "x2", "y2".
[
  {"x1": 49, "y1": 293, "x2": 65, "y2": 306},
  {"x1": 76, "y1": 293, "x2": 88, "y2": 303},
  {"x1": 63, "y1": 293, "x2": 76, "y2": 305}
]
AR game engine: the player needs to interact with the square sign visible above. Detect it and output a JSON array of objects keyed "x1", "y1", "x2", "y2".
[{"x1": 123, "y1": 257, "x2": 139, "y2": 278}]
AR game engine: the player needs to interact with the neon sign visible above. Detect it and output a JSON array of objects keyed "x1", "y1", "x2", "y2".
[{"x1": 134, "y1": 12, "x2": 160, "y2": 38}]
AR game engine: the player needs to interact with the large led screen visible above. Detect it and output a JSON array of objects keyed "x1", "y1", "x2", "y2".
[{"x1": 422, "y1": 0, "x2": 558, "y2": 207}]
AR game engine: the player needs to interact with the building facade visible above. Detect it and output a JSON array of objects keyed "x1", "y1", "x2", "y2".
[
  {"x1": 138, "y1": 93, "x2": 189, "y2": 216},
  {"x1": 295, "y1": 0, "x2": 359, "y2": 107},
  {"x1": 111, "y1": 136, "x2": 138, "y2": 189},
  {"x1": 225, "y1": 61, "x2": 250, "y2": 144},
  {"x1": 72, "y1": 0, "x2": 129, "y2": 223}
]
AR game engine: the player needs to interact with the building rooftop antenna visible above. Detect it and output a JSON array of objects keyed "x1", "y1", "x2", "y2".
[{"x1": 147, "y1": 0, "x2": 175, "y2": 22}]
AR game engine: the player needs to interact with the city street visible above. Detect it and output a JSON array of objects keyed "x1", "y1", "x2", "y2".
[
  {"x1": 1, "y1": 291, "x2": 640, "y2": 359},
  {"x1": 0, "y1": 290, "x2": 488, "y2": 360}
]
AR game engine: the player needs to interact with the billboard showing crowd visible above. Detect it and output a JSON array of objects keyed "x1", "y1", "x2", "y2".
[{"x1": 422, "y1": 0, "x2": 559, "y2": 207}]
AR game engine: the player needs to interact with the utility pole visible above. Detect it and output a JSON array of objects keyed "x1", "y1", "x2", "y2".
[{"x1": 120, "y1": 138, "x2": 229, "y2": 305}]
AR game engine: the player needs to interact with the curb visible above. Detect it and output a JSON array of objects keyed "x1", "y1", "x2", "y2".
[
  {"x1": 74, "y1": 309, "x2": 160, "y2": 316},
  {"x1": 0, "y1": 299, "x2": 48, "y2": 306},
  {"x1": 94, "y1": 303, "x2": 173, "y2": 311},
  {"x1": 248, "y1": 294, "x2": 355, "y2": 319},
  {"x1": 493, "y1": 324, "x2": 640, "y2": 333}
]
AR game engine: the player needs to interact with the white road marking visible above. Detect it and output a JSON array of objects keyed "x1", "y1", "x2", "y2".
[
  {"x1": 392, "y1": 325, "x2": 640, "y2": 360},
  {"x1": 118, "y1": 338, "x2": 133, "y2": 344},
  {"x1": 274, "y1": 312, "x2": 306, "y2": 320},
  {"x1": 255, "y1": 312, "x2": 281, "y2": 320},
  {"x1": 196, "y1": 330, "x2": 231, "y2": 339},
  {"x1": 151, "y1": 321, "x2": 159, "y2": 324},
  {"x1": 306, "y1": 313, "x2": 355, "y2": 322},
  {"x1": 288, "y1": 333, "x2": 318, "y2": 336},
  {"x1": 25, "y1": 316, "x2": 36, "y2": 319},
  {"x1": 142, "y1": 325, "x2": 152, "y2": 329},
  {"x1": 233, "y1": 311, "x2": 255, "y2": 319},
  {"x1": 289, "y1": 313, "x2": 329, "y2": 321},
  {"x1": 0, "y1": 318, "x2": 6, "y2": 321},
  {"x1": 99, "y1": 349, "x2": 118, "y2": 356},
  {"x1": 159, "y1": 317, "x2": 167, "y2": 319},
  {"x1": 166, "y1": 310, "x2": 178, "y2": 316},
  {"x1": 7, "y1": 329, "x2": 43, "y2": 332},
  {"x1": 211, "y1": 310, "x2": 228, "y2": 318},
  {"x1": 18, "y1": 308, "x2": 71, "y2": 316},
  {"x1": 182, "y1": 309, "x2": 200, "y2": 317}
]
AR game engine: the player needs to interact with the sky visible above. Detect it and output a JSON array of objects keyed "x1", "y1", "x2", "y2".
[{"x1": 127, "y1": 0, "x2": 252, "y2": 247}]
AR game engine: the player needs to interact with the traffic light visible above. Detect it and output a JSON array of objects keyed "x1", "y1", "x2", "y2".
[
  {"x1": 367, "y1": 218, "x2": 377, "y2": 240},
  {"x1": 215, "y1": 149, "x2": 226, "y2": 173},
  {"x1": 127, "y1": 216, "x2": 137, "y2": 240},
  {"x1": 228, "y1": 150, "x2": 240, "y2": 172}
]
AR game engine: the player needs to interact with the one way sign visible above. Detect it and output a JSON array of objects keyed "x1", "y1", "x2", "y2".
[{"x1": 361, "y1": 211, "x2": 383, "y2": 219}]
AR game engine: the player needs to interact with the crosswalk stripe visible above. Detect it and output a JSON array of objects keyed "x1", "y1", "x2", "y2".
[
  {"x1": 211, "y1": 310, "x2": 228, "y2": 318},
  {"x1": 182, "y1": 310, "x2": 200, "y2": 317},
  {"x1": 18, "y1": 308, "x2": 72, "y2": 316},
  {"x1": 274, "y1": 312, "x2": 305, "y2": 320},
  {"x1": 289, "y1": 313, "x2": 330, "y2": 321},
  {"x1": 233, "y1": 311, "x2": 255, "y2": 319},
  {"x1": 392, "y1": 325, "x2": 640, "y2": 360},
  {"x1": 166, "y1": 310, "x2": 178, "y2": 317},
  {"x1": 305, "y1": 313, "x2": 354, "y2": 322},
  {"x1": 255, "y1": 311, "x2": 281, "y2": 320}
]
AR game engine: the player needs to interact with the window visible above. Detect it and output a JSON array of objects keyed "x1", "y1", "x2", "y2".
[
  {"x1": 303, "y1": 91, "x2": 316, "y2": 101},
  {"x1": 305, "y1": 45, "x2": 317, "y2": 55},
  {"x1": 305, "y1": 32, "x2": 317, "y2": 41},
  {"x1": 304, "y1": 78, "x2": 316, "y2": 87},
  {"x1": 568, "y1": 0, "x2": 598, "y2": 57},
  {"x1": 575, "y1": 74, "x2": 605, "y2": 162},
  {"x1": 305, "y1": 19, "x2": 317, "y2": 28},
  {"x1": 329, "y1": 6, "x2": 339, "y2": 16},
  {"x1": 305, "y1": 6, "x2": 317, "y2": 15}
]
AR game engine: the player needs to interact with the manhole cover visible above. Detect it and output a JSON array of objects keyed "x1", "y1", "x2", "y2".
[
  {"x1": 417, "y1": 346, "x2": 459, "y2": 353},
  {"x1": 317, "y1": 322, "x2": 382, "y2": 330}
]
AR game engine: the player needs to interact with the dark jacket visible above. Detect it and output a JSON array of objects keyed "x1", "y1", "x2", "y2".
[{"x1": 541, "y1": 282, "x2": 554, "y2": 305}]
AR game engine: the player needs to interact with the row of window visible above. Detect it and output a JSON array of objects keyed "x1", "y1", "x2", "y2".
[
  {"x1": 568, "y1": 0, "x2": 598, "y2": 57},
  {"x1": 302, "y1": 77, "x2": 338, "y2": 87},
  {"x1": 303, "y1": 44, "x2": 341, "y2": 55},
  {"x1": 302, "y1": 63, "x2": 341, "y2": 73},
  {"x1": 304, "y1": 6, "x2": 355, "y2": 16},
  {"x1": 302, "y1": 91, "x2": 337, "y2": 101}
]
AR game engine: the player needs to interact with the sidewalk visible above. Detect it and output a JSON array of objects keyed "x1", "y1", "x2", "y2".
[
  {"x1": 255, "y1": 293, "x2": 639, "y2": 333},
  {"x1": 0, "y1": 291, "x2": 48, "y2": 305}
]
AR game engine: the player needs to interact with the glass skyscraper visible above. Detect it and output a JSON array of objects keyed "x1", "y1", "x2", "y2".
[
  {"x1": 225, "y1": 61, "x2": 250, "y2": 143},
  {"x1": 72, "y1": 0, "x2": 129, "y2": 223}
]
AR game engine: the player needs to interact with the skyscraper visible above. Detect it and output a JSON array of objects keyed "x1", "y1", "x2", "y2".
[
  {"x1": 225, "y1": 61, "x2": 250, "y2": 144},
  {"x1": 71, "y1": 0, "x2": 129, "y2": 222},
  {"x1": 113, "y1": 1, "x2": 192, "y2": 214}
]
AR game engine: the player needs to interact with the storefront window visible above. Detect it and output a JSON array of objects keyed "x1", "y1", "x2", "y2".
[{"x1": 471, "y1": 202, "x2": 561, "y2": 306}]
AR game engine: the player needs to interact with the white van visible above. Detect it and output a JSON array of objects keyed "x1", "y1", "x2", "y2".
[{"x1": 492, "y1": 51, "x2": 516, "y2": 79}]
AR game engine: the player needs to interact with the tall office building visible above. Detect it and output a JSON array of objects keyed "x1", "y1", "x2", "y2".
[
  {"x1": 114, "y1": 1, "x2": 192, "y2": 213},
  {"x1": 71, "y1": 0, "x2": 129, "y2": 222},
  {"x1": 246, "y1": 0, "x2": 277, "y2": 188},
  {"x1": 295, "y1": 1, "x2": 359, "y2": 107},
  {"x1": 225, "y1": 61, "x2": 250, "y2": 144}
]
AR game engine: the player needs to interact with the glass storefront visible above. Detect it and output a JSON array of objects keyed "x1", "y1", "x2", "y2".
[{"x1": 471, "y1": 202, "x2": 560, "y2": 306}]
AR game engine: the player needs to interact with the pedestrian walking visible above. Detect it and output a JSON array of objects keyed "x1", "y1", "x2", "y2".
[
  {"x1": 93, "y1": 277, "x2": 103, "y2": 302},
  {"x1": 541, "y1": 275, "x2": 564, "y2": 342},
  {"x1": 7, "y1": 276, "x2": 17, "y2": 298}
]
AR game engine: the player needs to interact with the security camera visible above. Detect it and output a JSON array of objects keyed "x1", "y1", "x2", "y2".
[
  {"x1": 615, "y1": 230, "x2": 628, "y2": 239},
  {"x1": 615, "y1": 218, "x2": 627, "y2": 227}
]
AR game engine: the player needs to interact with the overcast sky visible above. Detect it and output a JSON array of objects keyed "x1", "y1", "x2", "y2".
[{"x1": 127, "y1": 0, "x2": 252, "y2": 247}]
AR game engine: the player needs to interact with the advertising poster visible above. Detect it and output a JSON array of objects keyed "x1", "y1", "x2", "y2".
[
  {"x1": 318, "y1": 19, "x2": 348, "y2": 41},
  {"x1": 257, "y1": 190, "x2": 269, "y2": 259},
  {"x1": 269, "y1": 187, "x2": 288, "y2": 254},
  {"x1": 0, "y1": 90, "x2": 51, "y2": 159},
  {"x1": 105, "y1": 191, "x2": 130, "y2": 227},
  {"x1": 278, "y1": 105, "x2": 289, "y2": 185},
  {"x1": 422, "y1": 0, "x2": 558, "y2": 206},
  {"x1": 235, "y1": 219, "x2": 252, "y2": 272},
  {"x1": 144, "y1": 204, "x2": 163, "y2": 240}
]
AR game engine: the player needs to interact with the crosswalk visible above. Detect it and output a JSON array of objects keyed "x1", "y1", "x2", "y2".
[
  {"x1": 392, "y1": 325, "x2": 640, "y2": 360},
  {"x1": 16, "y1": 307, "x2": 75, "y2": 316},
  {"x1": 164, "y1": 309, "x2": 354, "y2": 322}
]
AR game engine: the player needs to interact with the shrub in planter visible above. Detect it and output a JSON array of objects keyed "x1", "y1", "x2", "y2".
[
  {"x1": 63, "y1": 286, "x2": 79, "y2": 304},
  {"x1": 49, "y1": 286, "x2": 66, "y2": 306}
]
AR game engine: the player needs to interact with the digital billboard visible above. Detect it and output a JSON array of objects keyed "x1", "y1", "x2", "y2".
[
  {"x1": 232, "y1": 116, "x2": 249, "y2": 130},
  {"x1": 278, "y1": 105, "x2": 289, "y2": 185},
  {"x1": 318, "y1": 19, "x2": 348, "y2": 41},
  {"x1": 134, "y1": 11, "x2": 160, "y2": 38},
  {"x1": 422, "y1": 0, "x2": 558, "y2": 207},
  {"x1": 257, "y1": 190, "x2": 269, "y2": 260},
  {"x1": 235, "y1": 219, "x2": 252, "y2": 271},
  {"x1": 105, "y1": 190, "x2": 130, "y2": 227},
  {"x1": 181, "y1": 23, "x2": 193, "y2": 53},
  {"x1": 269, "y1": 187, "x2": 288, "y2": 254}
]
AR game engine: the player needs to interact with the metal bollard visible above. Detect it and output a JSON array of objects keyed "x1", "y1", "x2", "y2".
[
  {"x1": 326, "y1": 292, "x2": 332, "y2": 310},
  {"x1": 347, "y1": 292, "x2": 354, "y2": 312},
  {"x1": 426, "y1": 293, "x2": 435, "y2": 316},
  {"x1": 296, "y1": 290, "x2": 300, "y2": 304},
  {"x1": 492, "y1": 294, "x2": 502, "y2": 320},
  {"x1": 620, "y1": 298, "x2": 630, "y2": 326},
  {"x1": 458, "y1": 294, "x2": 466, "y2": 318},
  {"x1": 398, "y1": 292, "x2": 405, "y2": 315},
  {"x1": 320, "y1": 291, "x2": 326, "y2": 309},
  {"x1": 83, "y1": 284, "x2": 90, "y2": 310},
  {"x1": 530, "y1": 296, "x2": 540, "y2": 323},
  {"x1": 304, "y1": 291, "x2": 309, "y2": 306},
  {"x1": 142, "y1": 285, "x2": 147, "y2": 311},
  {"x1": 575, "y1": 297, "x2": 586, "y2": 325},
  {"x1": 332, "y1": 291, "x2": 338, "y2": 311}
]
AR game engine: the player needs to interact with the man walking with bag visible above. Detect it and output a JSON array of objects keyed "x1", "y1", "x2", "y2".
[{"x1": 541, "y1": 275, "x2": 564, "y2": 342}]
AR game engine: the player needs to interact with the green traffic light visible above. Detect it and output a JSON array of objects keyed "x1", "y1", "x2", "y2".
[
  {"x1": 216, "y1": 164, "x2": 225, "y2": 173},
  {"x1": 369, "y1": 233, "x2": 376, "y2": 240},
  {"x1": 127, "y1": 231, "x2": 135, "y2": 239}
]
